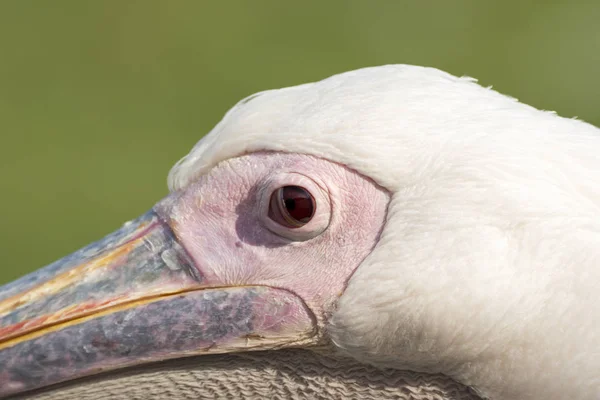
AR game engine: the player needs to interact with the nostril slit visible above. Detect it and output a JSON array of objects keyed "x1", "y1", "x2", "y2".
[{"x1": 235, "y1": 241, "x2": 243, "y2": 248}]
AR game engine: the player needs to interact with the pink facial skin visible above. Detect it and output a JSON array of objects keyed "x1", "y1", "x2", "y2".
[{"x1": 155, "y1": 152, "x2": 391, "y2": 323}]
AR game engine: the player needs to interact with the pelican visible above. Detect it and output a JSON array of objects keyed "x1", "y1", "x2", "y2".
[{"x1": 1, "y1": 65, "x2": 598, "y2": 400}]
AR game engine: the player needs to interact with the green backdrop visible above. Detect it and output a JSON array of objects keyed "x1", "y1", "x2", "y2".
[{"x1": 1, "y1": 1, "x2": 599, "y2": 284}]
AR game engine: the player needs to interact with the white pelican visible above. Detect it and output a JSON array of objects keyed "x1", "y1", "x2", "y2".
[{"x1": 0, "y1": 65, "x2": 598, "y2": 400}]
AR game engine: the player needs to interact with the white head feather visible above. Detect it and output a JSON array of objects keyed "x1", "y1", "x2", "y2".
[{"x1": 169, "y1": 65, "x2": 600, "y2": 400}]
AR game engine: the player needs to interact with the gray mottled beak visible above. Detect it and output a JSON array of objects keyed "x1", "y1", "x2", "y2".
[{"x1": 0, "y1": 210, "x2": 315, "y2": 397}]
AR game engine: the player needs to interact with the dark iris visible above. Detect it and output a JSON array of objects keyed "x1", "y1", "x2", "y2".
[
  {"x1": 281, "y1": 186, "x2": 314, "y2": 223},
  {"x1": 269, "y1": 185, "x2": 315, "y2": 228}
]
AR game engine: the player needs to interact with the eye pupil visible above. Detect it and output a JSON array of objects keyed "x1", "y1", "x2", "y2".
[
  {"x1": 269, "y1": 185, "x2": 316, "y2": 228},
  {"x1": 284, "y1": 198, "x2": 296, "y2": 211}
]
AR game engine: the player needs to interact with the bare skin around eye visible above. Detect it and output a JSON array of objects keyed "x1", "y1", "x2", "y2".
[{"x1": 156, "y1": 151, "x2": 390, "y2": 320}]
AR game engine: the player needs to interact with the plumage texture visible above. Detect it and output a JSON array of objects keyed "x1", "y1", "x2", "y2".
[
  {"x1": 169, "y1": 65, "x2": 600, "y2": 400},
  {"x1": 13, "y1": 349, "x2": 480, "y2": 400}
]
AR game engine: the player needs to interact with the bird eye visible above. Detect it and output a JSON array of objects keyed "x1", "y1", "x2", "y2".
[
  {"x1": 268, "y1": 186, "x2": 316, "y2": 228},
  {"x1": 260, "y1": 173, "x2": 330, "y2": 241}
]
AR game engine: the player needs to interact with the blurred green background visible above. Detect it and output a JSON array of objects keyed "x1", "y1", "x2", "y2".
[{"x1": 1, "y1": 2, "x2": 599, "y2": 284}]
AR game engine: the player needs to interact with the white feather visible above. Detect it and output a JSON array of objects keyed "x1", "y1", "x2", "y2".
[{"x1": 169, "y1": 65, "x2": 600, "y2": 400}]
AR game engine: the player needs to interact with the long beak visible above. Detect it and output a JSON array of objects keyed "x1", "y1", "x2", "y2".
[{"x1": 0, "y1": 210, "x2": 316, "y2": 397}]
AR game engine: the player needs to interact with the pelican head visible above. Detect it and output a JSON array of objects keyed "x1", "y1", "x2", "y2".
[{"x1": 1, "y1": 65, "x2": 599, "y2": 400}]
